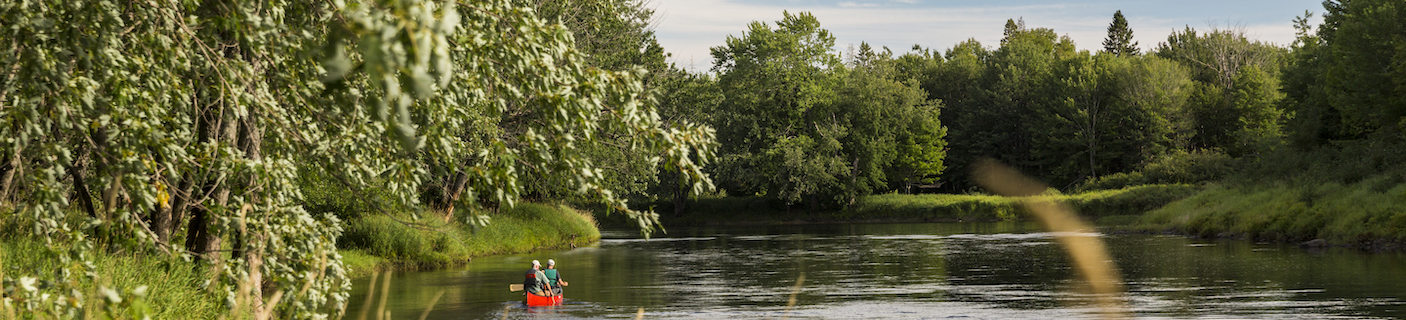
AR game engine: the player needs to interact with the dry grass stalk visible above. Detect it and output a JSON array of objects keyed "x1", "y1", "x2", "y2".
[{"x1": 973, "y1": 159, "x2": 1129, "y2": 319}]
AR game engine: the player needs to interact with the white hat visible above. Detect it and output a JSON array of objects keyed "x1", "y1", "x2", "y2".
[
  {"x1": 531, "y1": 260, "x2": 541, "y2": 266},
  {"x1": 547, "y1": 259, "x2": 556, "y2": 266}
]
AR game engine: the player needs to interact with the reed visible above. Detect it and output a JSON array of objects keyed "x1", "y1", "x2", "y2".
[{"x1": 974, "y1": 159, "x2": 1129, "y2": 320}]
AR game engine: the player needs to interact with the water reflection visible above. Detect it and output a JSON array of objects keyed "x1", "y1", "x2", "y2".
[{"x1": 346, "y1": 222, "x2": 1406, "y2": 319}]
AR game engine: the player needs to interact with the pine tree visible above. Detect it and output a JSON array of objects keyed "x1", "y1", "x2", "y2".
[
  {"x1": 1001, "y1": 18, "x2": 1026, "y2": 45},
  {"x1": 1103, "y1": 10, "x2": 1140, "y2": 56}
]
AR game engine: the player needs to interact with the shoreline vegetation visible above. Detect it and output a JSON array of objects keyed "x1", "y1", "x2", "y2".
[
  {"x1": 617, "y1": 184, "x2": 1200, "y2": 227},
  {"x1": 338, "y1": 203, "x2": 602, "y2": 278}
]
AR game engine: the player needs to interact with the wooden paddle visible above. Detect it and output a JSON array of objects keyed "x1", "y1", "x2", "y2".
[{"x1": 509, "y1": 284, "x2": 524, "y2": 292}]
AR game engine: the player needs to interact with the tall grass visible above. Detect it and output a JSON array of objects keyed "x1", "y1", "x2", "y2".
[
  {"x1": 338, "y1": 203, "x2": 601, "y2": 278},
  {"x1": 0, "y1": 211, "x2": 224, "y2": 319},
  {"x1": 1136, "y1": 177, "x2": 1406, "y2": 245}
]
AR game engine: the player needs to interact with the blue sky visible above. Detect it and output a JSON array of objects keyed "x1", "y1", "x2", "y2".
[{"x1": 649, "y1": 0, "x2": 1326, "y2": 71}]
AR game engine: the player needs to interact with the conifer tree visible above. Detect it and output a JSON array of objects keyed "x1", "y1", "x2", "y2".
[{"x1": 1103, "y1": 10, "x2": 1140, "y2": 56}]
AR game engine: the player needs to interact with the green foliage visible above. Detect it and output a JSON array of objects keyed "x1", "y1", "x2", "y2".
[
  {"x1": 1103, "y1": 10, "x2": 1140, "y2": 57},
  {"x1": 1112, "y1": 55, "x2": 1195, "y2": 149},
  {"x1": 710, "y1": 11, "x2": 842, "y2": 160},
  {"x1": 1155, "y1": 27, "x2": 1289, "y2": 153},
  {"x1": 1319, "y1": 0, "x2": 1406, "y2": 136},
  {"x1": 1033, "y1": 52, "x2": 1167, "y2": 185},
  {"x1": 512, "y1": 0, "x2": 688, "y2": 202},
  {"x1": 941, "y1": 21, "x2": 1078, "y2": 190},
  {"x1": 1285, "y1": 0, "x2": 1406, "y2": 143},
  {"x1": 849, "y1": 184, "x2": 1197, "y2": 222},
  {"x1": 841, "y1": 45, "x2": 949, "y2": 198},
  {"x1": 301, "y1": 169, "x2": 406, "y2": 221}
]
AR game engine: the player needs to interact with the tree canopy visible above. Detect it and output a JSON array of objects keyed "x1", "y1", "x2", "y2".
[{"x1": 707, "y1": 13, "x2": 946, "y2": 209}]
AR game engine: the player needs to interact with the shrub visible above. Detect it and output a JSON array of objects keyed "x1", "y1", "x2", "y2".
[{"x1": 1079, "y1": 150, "x2": 1234, "y2": 191}]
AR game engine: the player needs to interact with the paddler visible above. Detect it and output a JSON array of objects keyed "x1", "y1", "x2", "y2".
[
  {"x1": 543, "y1": 259, "x2": 569, "y2": 295},
  {"x1": 523, "y1": 260, "x2": 552, "y2": 296}
]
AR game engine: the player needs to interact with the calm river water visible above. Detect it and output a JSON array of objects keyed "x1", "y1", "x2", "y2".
[{"x1": 347, "y1": 222, "x2": 1406, "y2": 319}]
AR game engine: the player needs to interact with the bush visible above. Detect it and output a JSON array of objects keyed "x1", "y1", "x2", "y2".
[
  {"x1": 1079, "y1": 150, "x2": 1234, "y2": 191},
  {"x1": 848, "y1": 193, "x2": 1024, "y2": 222}
]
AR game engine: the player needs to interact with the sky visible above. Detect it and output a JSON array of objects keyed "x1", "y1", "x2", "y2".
[{"x1": 648, "y1": 0, "x2": 1326, "y2": 71}]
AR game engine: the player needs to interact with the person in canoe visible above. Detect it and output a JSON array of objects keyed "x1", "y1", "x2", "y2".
[
  {"x1": 544, "y1": 259, "x2": 569, "y2": 295},
  {"x1": 524, "y1": 260, "x2": 553, "y2": 296}
]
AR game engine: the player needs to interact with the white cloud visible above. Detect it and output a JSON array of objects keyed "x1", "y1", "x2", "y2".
[{"x1": 838, "y1": 2, "x2": 880, "y2": 8}]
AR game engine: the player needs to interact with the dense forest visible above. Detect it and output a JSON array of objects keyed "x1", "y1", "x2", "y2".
[{"x1": 1, "y1": 0, "x2": 1404, "y2": 318}]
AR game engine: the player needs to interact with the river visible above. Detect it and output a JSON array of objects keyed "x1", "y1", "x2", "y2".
[{"x1": 346, "y1": 222, "x2": 1406, "y2": 319}]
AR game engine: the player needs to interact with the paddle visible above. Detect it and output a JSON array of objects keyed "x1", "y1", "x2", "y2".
[{"x1": 509, "y1": 284, "x2": 524, "y2": 292}]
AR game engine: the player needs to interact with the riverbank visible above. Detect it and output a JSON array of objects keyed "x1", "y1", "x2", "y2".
[
  {"x1": 1127, "y1": 177, "x2": 1406, "y2": 248},
  {"x1": 612, "y1": 183, "x2": 1199, "y2": 227},
  {"x1": 338, "y1": 202, "x2": 601, "y2": 278}
]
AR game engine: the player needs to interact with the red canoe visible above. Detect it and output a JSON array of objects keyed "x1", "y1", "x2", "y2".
[{"x1": 524, "y1": 291, "x2": 563, "y2": 306}]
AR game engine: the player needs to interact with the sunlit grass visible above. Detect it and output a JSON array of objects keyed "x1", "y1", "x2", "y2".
[
  {"x1": 1135, "y1": 176, "x2": 1406, "y2": 245},
  {"x1": 339, "y1": 202, "x2": 601, "y2": 277},
  {"x1": 0, "y1": 237, "x2": 225, "y2": 319}
]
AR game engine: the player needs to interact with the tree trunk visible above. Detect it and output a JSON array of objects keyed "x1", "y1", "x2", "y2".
[
  {"x1": 673, "y1": 173, "x2": 688, "y2": 218},
  {"x1": 69, "y1": 157, "x2": 98, "y2": 219},
  {"x1": 437, "y1": 171, "x2": 470, "y2": 221},
  {"x1": 0, "y1": 150, "x2": 19, "y2": 204},
  {"x1": 164, "y1": 173, "x2": 196, "y2": 244},
  {"x1": 184, "y1": 204, "x2": 222, "y2": 261},
  {"x1": 847, "y1": 156, "x2": 860, "y2": 207},
  {"x1": 186, "y1": 99, "x2": 237, "y2": 264}
]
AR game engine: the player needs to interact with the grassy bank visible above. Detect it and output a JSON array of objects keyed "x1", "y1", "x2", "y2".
[
  {"x1": 1131, "y1": 177, "x2": 1406, "y2": 246},
  {"x1": 337, "y1": 202, "x2": 601, "y2": 278},
  {"x1": 625, "y1": 184, "x2": 1199, "y2": 227},
  {"x1": 1121, "y1": 140, "x2": 1406, "y2": 247}
]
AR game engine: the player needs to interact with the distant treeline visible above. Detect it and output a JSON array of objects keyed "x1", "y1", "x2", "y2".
[{"x1": 633, "y1": 0, "x2": 1406, "y2": 212}]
